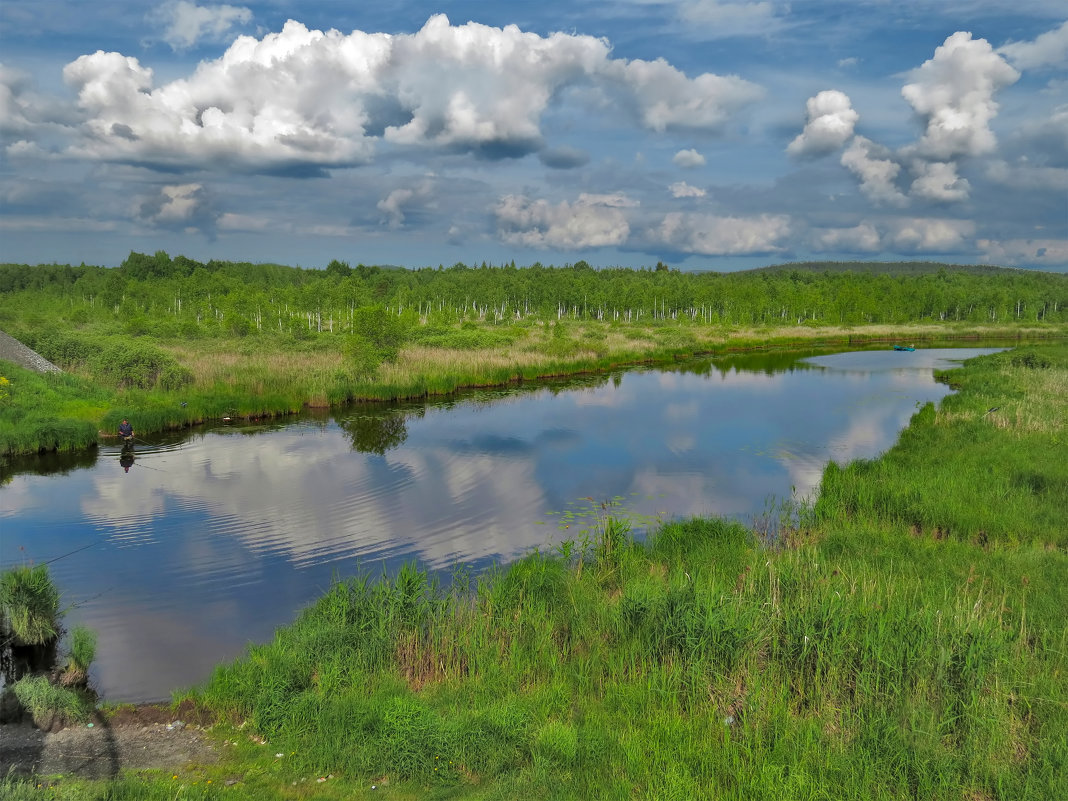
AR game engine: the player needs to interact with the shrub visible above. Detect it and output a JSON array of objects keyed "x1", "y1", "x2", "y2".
[{"x1": 157, "y1": 363, "x2": 194, "y2": 391}]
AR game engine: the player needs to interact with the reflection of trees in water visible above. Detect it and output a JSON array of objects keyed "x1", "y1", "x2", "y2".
[
  {"x1": 707, "y1": 350, "x2": 826, "y2": 377},
  {"x1": 2, "y1": 447, "x2": 99, "y2": 484},
  {"x1": 339, "y1": 407, "x2": 423, "y2": 455}
]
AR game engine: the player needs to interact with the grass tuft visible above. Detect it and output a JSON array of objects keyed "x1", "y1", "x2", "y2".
[{"x1": 0, "y1": 564, "x2": 60, "y2": 646}]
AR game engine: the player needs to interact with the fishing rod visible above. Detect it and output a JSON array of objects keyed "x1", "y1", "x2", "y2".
[{"x1": 118, "y1": 435, "x2": 153, "y2": 446}]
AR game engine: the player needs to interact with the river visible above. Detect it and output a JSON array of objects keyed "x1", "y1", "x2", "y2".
[{"x1": 0, "y1": 346, "x2": 1002, "y2": 702}]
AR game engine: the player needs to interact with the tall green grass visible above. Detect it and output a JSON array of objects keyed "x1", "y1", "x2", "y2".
[
  {"x1": 816, "y1": 344, "x2": 1068, "y2": 547},
  {"x1": 11, "y1": 674, "x2": 94, "y2": 724},
  {"x1": 182, "y1": 515, "x2": 1066, "y2": 800},
  {"x1": 0, "y1": 564, "x2": 61, "y2": 645},
  {"x1": 0, "y1": 361, "x2": 102, "y2": 456}
]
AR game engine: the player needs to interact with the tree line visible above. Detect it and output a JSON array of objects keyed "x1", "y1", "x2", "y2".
[{"x1": 2, "y1": 252, "x2": 1066, "y2": 344}]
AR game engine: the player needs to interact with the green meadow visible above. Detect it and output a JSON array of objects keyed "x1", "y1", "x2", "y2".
[{"x1": 4, "y1": 342, "x2": 1065, "y2": 800}]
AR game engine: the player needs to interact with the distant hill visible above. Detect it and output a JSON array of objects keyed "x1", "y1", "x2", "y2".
[{"x1": 740, "y1": 261, "x2": 1031, "y2": 277}]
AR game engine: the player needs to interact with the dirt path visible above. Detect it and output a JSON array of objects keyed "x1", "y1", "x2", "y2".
[{"x1": 0, "y1": 703, "x2": 219, "y2": 780}]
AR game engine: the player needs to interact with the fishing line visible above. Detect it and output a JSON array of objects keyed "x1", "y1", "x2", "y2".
[
  {"x1": 132, "y1": 461, "x2": 170, "y2": 473},
  {"x1": 0, "y1": 540, "x2": 103, "y2": 570},
  {"x1": 62, "y1": 586, "x2": 115, "y2": 613}
]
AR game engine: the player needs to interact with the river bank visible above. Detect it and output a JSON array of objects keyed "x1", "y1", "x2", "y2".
[
  {"x1": 3, "y1": 342, "x2": 1064, "y2": 799},
  {"x1": 2, "y1": 321, "x2": 1062, "y2": 458}
]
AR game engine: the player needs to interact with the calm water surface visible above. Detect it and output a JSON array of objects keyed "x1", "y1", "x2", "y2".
[{"x1": 0, "y1": 347, "x2": 1001, "y2": 701}]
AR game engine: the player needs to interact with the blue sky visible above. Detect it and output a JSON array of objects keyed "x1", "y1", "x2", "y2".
[{"x1": 1, "y1": 1, "x2": 1065, "y2": 271}]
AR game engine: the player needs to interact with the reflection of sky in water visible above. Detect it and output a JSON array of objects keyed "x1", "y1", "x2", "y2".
[{"x1": 0, "y1": 348, "x2": 1002, "y2": 702}]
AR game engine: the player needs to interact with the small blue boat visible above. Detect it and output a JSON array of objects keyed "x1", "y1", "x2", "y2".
[{"x1": 893, "y1": 345, "x2": 915, "y2": 352}]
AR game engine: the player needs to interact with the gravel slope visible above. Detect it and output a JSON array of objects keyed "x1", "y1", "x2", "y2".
[{"x1": 0, "y1": 330, "x2": 61, "y2": 373}]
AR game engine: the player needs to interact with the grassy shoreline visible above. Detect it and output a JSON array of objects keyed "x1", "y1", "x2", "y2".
[
  {"x1": 2, "y1": 321, "x2": 1063, "y2": 458},
  {"x1": 4, "y1": 342, "x2": 1065, "y2": 799}
]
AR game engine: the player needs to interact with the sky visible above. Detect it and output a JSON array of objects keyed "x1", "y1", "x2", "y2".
[{"x1": 1, "y1": 1, "x2": 1066, "y2": 271}]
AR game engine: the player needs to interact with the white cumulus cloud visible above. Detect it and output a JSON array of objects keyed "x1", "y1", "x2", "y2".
[
  {"x1": 137, "y1": 182, "x2": 212, "y2": 229},
  {"x1": 494, "y1": 193, "x2": 635, "y2": 249},
  {"x1": 840, "y1": 136, "x2": 908, "y2": 206},
  {"x1": 809, "y1": 223, "x2": 881, "y2": 253},
  {"x1": 998, "y1": 20, "x2": 1068, "y2": 70},
  {"x1": 610, "y1": 57, "x2": 763, "y2": 132},
  {"x1": 901, "y1": 31, "x2": 1019, "y2": 161},
  {"x1": 47, "y1": 15, "x2": 763, "y2": 174},
  {"x1": 673, "y1": 148, "x2": 706, "y2": 168},
  {"x1": 886, "y1": 217, "x2": 975, "y2": 252},
  {"x1": 787, "y1": 89, "x2": 858, "y2": 157},
  {"x1": 150, "y1": 1, "x2": 253, "y2": 51},
  {"x1": 832, "y1": 33, "x2": 1022, "y2": 207},
  {"x1": 669, "y1": 181, "x2": 707, "y2": 198},
  {"x1": 909, "y1": 161, "x2": 971, "y2": 202},
  {"x1": 653, "y1": 212, "x2": 790, "y2": 255}
]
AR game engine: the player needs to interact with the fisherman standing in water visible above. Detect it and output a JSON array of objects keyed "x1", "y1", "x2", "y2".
[{"x1": 118, "y1": 418, "x2": 134, "y2": 442}]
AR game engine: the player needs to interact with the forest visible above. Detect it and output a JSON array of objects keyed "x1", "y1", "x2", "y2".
[{"x1": 2, "y1": 253, "x2": 1066, "y2": 340}]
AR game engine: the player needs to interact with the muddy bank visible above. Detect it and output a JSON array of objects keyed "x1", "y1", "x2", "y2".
[{"x1": 0, "y1": 702, "x2": 218, "y2": 780}]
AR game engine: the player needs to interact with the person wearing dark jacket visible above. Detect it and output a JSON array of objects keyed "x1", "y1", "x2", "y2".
[{"x1": 118, "y1": 418, "x2": 134, "y2": 441}]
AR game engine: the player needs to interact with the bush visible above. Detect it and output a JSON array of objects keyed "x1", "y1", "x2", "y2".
[
  {"x1": 92, "y1": 340, "x2": 188, "y2": 390},
  {"x1": 157, "y1": 363, "x2": 194, "y2": 391},
  {"x1": 352, "y1": 306, "x2": 409, "y2": 362},
  {"x1": 1010, "y1": 350, "x2": 1052, "y2": 369}
]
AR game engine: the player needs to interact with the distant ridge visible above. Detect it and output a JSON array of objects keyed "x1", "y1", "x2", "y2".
[{"x1": 739, "y1": 261, "x2": 1032, "y2": 277}]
